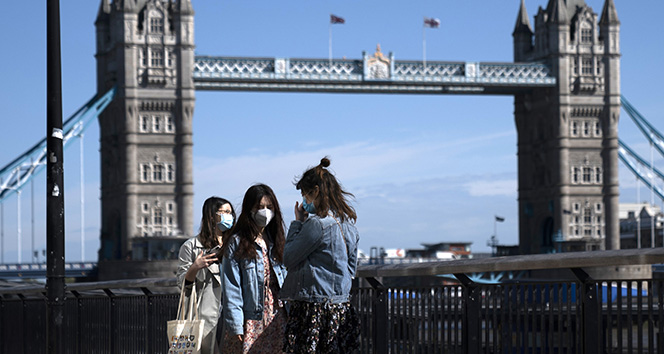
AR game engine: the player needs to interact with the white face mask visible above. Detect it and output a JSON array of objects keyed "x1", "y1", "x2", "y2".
[{"x1": 253, "y1": 208, "x2": 274, "y2": 228}]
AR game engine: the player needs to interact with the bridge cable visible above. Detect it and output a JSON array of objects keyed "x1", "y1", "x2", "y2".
[
  {"x1": 619, "y1": 96, "x2": 664, "y2": 203},
  {"x1": 0, "y1": 87, "x2": 116, "y2": 203}
]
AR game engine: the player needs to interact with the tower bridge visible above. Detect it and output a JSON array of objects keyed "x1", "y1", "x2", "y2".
[
  {"x1": 94, "y1": 0, "x2": 621, "y2": 277},
  {"x1": 0, "y1": 0, "x2": 640, "y2": 279}
]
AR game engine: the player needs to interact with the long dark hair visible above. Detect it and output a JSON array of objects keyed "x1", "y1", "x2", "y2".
[
  {"x1": 222, "y1": 184, "x2": 285, "y2": 263},
  {"x1": 198, "y1": 196, "x2": 235, "y2": 249},
  {"x1": 296, "y1": 157, "x2": 357, "y2": 223}
]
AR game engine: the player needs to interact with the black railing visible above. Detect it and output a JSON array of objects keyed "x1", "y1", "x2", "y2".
[{"x1": 0, "y1": 248, "x2": 663, "y2": 353}]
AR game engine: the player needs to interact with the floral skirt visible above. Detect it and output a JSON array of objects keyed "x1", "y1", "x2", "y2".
[{"x1": 283, "y1": 301, "x2": 360, "y2": 354}]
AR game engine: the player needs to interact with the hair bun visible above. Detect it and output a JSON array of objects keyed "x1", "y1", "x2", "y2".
[{"x1": 319, "y1": 157, "x2": 331, "y2": 168}]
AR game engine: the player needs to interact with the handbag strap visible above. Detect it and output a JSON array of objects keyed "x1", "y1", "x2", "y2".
[{"x1": 176, "y1": 280, "x2": 200, "y2": 321}]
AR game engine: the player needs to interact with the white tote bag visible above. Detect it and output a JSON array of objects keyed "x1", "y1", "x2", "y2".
[{"x1": 167, "y1": 285, "x2": 204, "y2": 354}]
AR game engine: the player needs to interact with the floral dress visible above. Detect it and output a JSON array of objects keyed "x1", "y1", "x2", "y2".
[
  {"x1": 224, "y1": 243, "x2": 287, "y2": 354},
  {"x1": 282, "y1": 301, "x2": 359, "y2": 354}
]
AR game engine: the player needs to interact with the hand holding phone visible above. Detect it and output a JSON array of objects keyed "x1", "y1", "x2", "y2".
[{"x1": 205, "y1": 245, "x2": 221, "y2": 255}]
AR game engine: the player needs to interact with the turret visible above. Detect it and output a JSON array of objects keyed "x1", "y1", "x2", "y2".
[
  {"x1": 547, "y1": 0, "x2": 568, "y2": 24},
  {"x1": 175, "y1": 0, "x2": 194, "y2": 15},
  {"x1": 513, "y1": 0, "x2": 533, "y2": 62}
]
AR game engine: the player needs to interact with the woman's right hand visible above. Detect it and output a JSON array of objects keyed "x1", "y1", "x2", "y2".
[
  {"x1": 294, "y1": 201, "x2": 307, "y2": 222},
  {"x1": 192, "y1": 250, "x2": 218, "y2": 271},
  {"x1": 235, "y1": 334, "x2": 243, "y2": 342}
]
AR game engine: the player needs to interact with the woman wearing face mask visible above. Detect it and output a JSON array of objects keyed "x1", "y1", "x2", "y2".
[
  {"x1": 222, "y1": 183, "x2": 287, "y2": 353},
  {"x1": 177, "y1": 196, "x2": 236, "y2": 354},
  {"x1": 281, "y1": 157, "x2": 360, "y2": 353}
]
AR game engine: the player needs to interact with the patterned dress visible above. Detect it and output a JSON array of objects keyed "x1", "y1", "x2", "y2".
[
  {"x1": 282, "y1": 301, "x2": 359, "y2": 354},
  {"x1": 224, "y1": 243, "x2": 287, "y2": 354}
]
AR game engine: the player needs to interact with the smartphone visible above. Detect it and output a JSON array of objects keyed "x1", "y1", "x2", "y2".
[{"x1": 205, "y1": 245, "x2": 221, "y2": 255}]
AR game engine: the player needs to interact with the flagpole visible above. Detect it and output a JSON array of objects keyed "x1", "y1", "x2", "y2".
[
  {"x1": 329, "y1": 21, "x2": 332, "y2": 64},
  {"x1": 494, "y1": 217, "x2": 497, "y2": 242},
  {"x1": 422, "y1": 23, "x2": 426, "y2": 71}
]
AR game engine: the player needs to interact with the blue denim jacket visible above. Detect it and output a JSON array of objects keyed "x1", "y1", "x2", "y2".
[
  {"x1": 222, "y1": 234, "x2": 287, "y2": 335},
  {"x1": 280, "y1": 214, "x2": 359, "y2": 303}
]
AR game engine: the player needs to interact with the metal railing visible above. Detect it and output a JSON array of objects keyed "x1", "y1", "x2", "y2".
[
  {"x1": 0, "y1": 248, "x2": 663, "y2": 353},
  {"x1": 354, "y1": 247, "x2": 664, "y2": 354}
]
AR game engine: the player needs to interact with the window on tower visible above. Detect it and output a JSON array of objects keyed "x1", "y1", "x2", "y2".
[
  {"x1": 150, "y1": 18, "x2": 164, "y2": 34},
  {"x1": 571, "y1": 121, "x2": 579, "y2": 136},
  {"x1": 167, "y1": 164, "x2": 175, "y2": 182},
  {"x1": 572, "y1": 167, "x2": 580, "y2": 183},
  {"x1": 141, "y1": 164, "x2": 151, "y2": 182},
  {"x1": 153, "y1": 116, "x2": 161, "y2": 132},
  {"x1": 154, "y1": 209, "x2": 163, "y2": 225},
  {"x1": 582, "y1": 167, "x2": 592, "y2": 183},
  {"x1": 167, "y1": 50, "x2": 175, "y2": 67},
  {"x1": 151, "y1": 49, "x2": 164, "y2": 67},
  {"x1": 166, "y1": 116, "x2": 174, "y2": 132},
  {"x1": 581, "y1": 28, "x2": 592, "y2": 44},
  {"x1": 584, "y1": 208, "x2": 592, "y2": 224},
  {"x1": 153, "y1": 165, "x2": 164, "y2": 182},
  {"x1": 581, "y1": 57, "x2": 593, "y2": 75}
]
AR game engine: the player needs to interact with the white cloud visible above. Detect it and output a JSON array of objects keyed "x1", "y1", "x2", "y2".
[{"x1": 465, "y1": 179, "x2": 517, "y2": 197}]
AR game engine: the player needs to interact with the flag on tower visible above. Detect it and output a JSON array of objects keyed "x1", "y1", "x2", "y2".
[
  {"x1": 495, "y1": 216, "x2": 505, "y2": 222},
  {"x1": 330, "y1": 14, "x2": 345, "y2": 24},
  {"x1": 424, "y1": 17, "x2": 440, "y2": 28}
]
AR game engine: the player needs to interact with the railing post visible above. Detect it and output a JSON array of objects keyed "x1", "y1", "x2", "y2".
[
  {"x1": 455, "y1": 273, "x2": 481, "y2": 354},
  {"x1": 71, "y1": 290, "x2": 82, "y2": 354},
  {"x1": 141, "y1": 287, "x2": 153, "y2": 353},
  {"x1": 103, "y1": 289, "x2": 116, "y2": 354},
  {"x1": 366, "y1": 277, "x2": 387, "y2": 354},
  {"x1": 571, "y1": 268, "x2": 600, "y2": 354}
]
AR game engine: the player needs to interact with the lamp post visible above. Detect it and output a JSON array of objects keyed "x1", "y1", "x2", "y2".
[{"x1": 46, "y1": 0, "x2": 65, "y2": 353}]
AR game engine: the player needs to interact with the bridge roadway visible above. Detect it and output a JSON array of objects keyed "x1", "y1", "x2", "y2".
[
  {"x1": 0, "y1": 262, "x2": 96, "y2": 278},
  {"x1": 193, "y1": 55, "x2": 556, "y2": 94}
]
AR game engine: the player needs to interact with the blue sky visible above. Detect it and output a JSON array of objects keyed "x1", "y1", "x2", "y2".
[{"x1": 0, "y1": 0, "x2": 662, "y2": 262}]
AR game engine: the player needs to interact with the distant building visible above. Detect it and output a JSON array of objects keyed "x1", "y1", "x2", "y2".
[
  {"x1": 411, "y1": 242, "x2": 473, "y2": 259},
  {"x1": 620, "y1": 203, "x2": 663, "y2": 248}
]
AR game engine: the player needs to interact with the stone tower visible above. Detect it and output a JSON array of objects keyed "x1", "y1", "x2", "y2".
[
  {"x1": 513, "y1": 0, "x2": 620, "y2": 254},
  {"x1": 95, "y1": 0, "x2": 195, "y2": 267}
]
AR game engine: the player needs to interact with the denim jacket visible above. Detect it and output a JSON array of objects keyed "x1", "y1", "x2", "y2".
[
  {"x1": 280, "y1": 214, "x2": 359, "y2": 303},
  {"x1": 222, "y1": 234, "x2": 287, "y2": 335}
]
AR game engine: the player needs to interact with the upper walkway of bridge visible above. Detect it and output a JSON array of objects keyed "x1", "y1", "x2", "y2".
[{"x1": 193, "y1": 48, "x2": 555, "y2": 95}]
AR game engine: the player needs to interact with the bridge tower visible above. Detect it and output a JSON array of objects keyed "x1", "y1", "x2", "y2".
[
  {"x1": 95, "y1": 0, "x2": 195, "y2": 273},
  {"x1": 513, "y1": 0, "x2": 620, "y2": 254}
]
